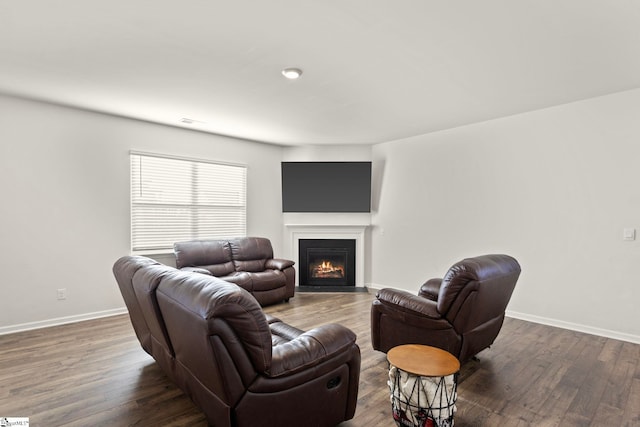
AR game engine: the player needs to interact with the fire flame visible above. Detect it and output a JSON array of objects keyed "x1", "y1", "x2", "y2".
[{"x1": 312, "y1": 260, "x2": 344, "y2": 278}]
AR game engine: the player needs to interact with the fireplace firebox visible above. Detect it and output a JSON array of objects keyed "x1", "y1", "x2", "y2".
[{"x1": 299, "y1": 239, "x2": 356, "y2": 286}]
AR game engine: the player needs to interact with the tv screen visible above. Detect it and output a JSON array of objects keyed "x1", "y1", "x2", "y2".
[{"x1": 281, "y1": 161, "x2": 372, "y2": 212}]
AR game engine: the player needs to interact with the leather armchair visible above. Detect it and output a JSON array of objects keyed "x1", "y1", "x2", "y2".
[{"x1": 371, "y1": 254, "x2": 521, "y2": 362}]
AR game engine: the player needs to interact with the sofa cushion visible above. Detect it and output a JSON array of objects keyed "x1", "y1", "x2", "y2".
[
  {"x1": 132, "y1": 264, "x2": 180, "y2": 358},
  {"x1": 247, "y1": 271, "x2": 286, "y2": 292},
  {"x1": 180, "y1": 266, "x2": 213, "y2": 275},
  {"x1": 113, "y1": 255, "x2": 160, "y2": 354},
  {"x1": 229, "y1": 237, "x2": 273, "y2": 272},
  {"x1": 155, "y1": 270, "x2": 274, "y2": 375},
  {"x1": 218, "y1": 271, "x2": 253, "y2": 291},
  {"x1": 174, "y1": 239, "x2": 235, "y2": 276},
  {"x1": 437, "y1": 254, "x2": 520, "y2": 318},
  {"x1": 265, "y1": 258, "x2": 295, "y2": 270},
  {"x1": 269, "y1": 320, "x2": 304, "y2": 346}
]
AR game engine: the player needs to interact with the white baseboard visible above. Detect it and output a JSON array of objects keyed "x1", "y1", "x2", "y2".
[
  {"x1": 506, "y1": 310, "x2": 640, "y2": 345},
  {"x1": 366, "y1": 283, "x2": 390, "y2": 292},
  {"x1": 0, "y1": 307, "x2": 128, "y2": 336}
]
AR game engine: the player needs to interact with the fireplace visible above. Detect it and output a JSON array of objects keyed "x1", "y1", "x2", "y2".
[{"x1": 299, "y1": 239, "x2": 356, "y2": 287}]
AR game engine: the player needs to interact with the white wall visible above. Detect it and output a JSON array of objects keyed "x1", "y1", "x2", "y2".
[
  {"x1": 0, "y1": 95, "x2": 284, "y2": 333},
  {"x1": 4, "y1": 89, "x2": 639, "y2": 343},
  {"x1": 371, "y1": 88, "x2": 640, "y2": 342}
]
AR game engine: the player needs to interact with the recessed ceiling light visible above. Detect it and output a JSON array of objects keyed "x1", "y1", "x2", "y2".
[{"x1": 282, "y1": 67, "x2": 303, "y2": 79}]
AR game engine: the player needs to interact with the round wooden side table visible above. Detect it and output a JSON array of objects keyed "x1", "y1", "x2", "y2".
[{"x1": 387, "y1": 344, "x2": 460, "y2": 427}]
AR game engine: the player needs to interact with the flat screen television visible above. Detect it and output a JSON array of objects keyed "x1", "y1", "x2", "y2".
[{"x1": 281, "y1": 161, "x2": 372, "y2": 212}]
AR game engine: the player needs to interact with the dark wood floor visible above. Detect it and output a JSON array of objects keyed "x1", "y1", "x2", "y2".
[{"x1": 1, "y1": 291, "x2": 638, "y2": 426}]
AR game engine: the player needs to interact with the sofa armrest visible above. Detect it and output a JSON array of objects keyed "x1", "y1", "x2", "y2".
[
  {"x1": 179, "y1": 266, "x2": 212, "y2": 275},
  {"x1": 376, "y1": 288, "x2": 442, "y2": 319},
  {"x1": 418, "y1": 278, "x2": 442, "y2": 301},
  {"x1": 269, "y1": 323, "x2": 356, "y2": 377},
  {"x1": 265, "y1": 258, "x2": 295, "y2": 270}
]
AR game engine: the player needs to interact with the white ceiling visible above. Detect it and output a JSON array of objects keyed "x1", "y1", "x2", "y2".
[{"x1": 1, "y1": 1, "x2": 639, "y2": 146}]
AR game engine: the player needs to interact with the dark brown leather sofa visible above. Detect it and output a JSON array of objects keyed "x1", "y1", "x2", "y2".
[
  {"x1": 173, "y1": 237, "x2": 295, "y2": 306},
  {"x1": 371, "y1": 254, "x2": 521, "y2": 362},
  {"x1": 113, "y1": 255, "x2": 360, "y2": 427}
]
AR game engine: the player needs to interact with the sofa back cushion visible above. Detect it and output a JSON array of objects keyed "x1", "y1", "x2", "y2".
[
  {"x1": 437, "y1": 254, "x2": 521, "y2": 327},
  {"x1": 156, "y1": 270, "x2": 273, "y2": 391},
  {"x1": 113, "y1": 255, "x2": 160, "y2": 353},
  {"x1": 229, "y1": 237, "x2": 274, "y2": 272},
  {"x1": 132, "y1": 263, "x2": 183, "y2": 358},
  {"x1": 174, "y1": 239, "x2": 235, "y2": 276}
]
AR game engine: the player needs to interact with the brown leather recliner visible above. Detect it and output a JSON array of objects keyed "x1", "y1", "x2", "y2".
[
  {"x1": 174, "y1": 237, "x2": 295, "y2": 306},
  {"x1": 114, "y1": 255, "x2": 360, "y2": 427},
  {"x1": 371, "y1": 254, "x2": 521, "y2": 362}
]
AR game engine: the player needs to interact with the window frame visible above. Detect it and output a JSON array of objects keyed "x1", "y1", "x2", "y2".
[{"x1": 129, "y1": 151, "x2": 247, "y2": 254}]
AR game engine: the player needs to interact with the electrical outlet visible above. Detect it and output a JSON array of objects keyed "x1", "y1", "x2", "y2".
[{"x1": 57, "y1": 288, "x2": 67, "y2": 300}]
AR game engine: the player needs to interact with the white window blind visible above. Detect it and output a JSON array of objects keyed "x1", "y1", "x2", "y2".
[{"x1": 130, "y1": 152, "x2": 246, "y2": 252}]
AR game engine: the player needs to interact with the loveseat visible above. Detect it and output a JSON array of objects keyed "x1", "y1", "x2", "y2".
[
  {"x1": 113, "y1": 255, "x2": 361, "y2": 427},
  {"x1": 173, "y1": 237, "x2": 295, "y2": 306}
]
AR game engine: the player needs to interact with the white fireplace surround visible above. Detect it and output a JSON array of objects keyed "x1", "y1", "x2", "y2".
[{"x1": 285, "y1": 224, "x2": 368, "y2": 287}]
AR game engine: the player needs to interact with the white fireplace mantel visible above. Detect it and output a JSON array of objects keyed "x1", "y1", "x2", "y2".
[{"x1": 285, "y1": 223, "x2": 369, "y2": 287}]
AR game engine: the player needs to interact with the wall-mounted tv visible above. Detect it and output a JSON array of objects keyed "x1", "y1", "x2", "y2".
[{"x1": 281, "y1": 161, "x2": 372, "y2": 213}]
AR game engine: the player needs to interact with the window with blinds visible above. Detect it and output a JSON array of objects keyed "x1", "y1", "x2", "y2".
[{"x1": 130, "y1": 152, "x2": 247, "y2": 252}]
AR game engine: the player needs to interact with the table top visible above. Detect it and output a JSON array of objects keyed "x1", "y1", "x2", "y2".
[{"x1": 387, "y1": 344, "x2": 460, "y2": 377}]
